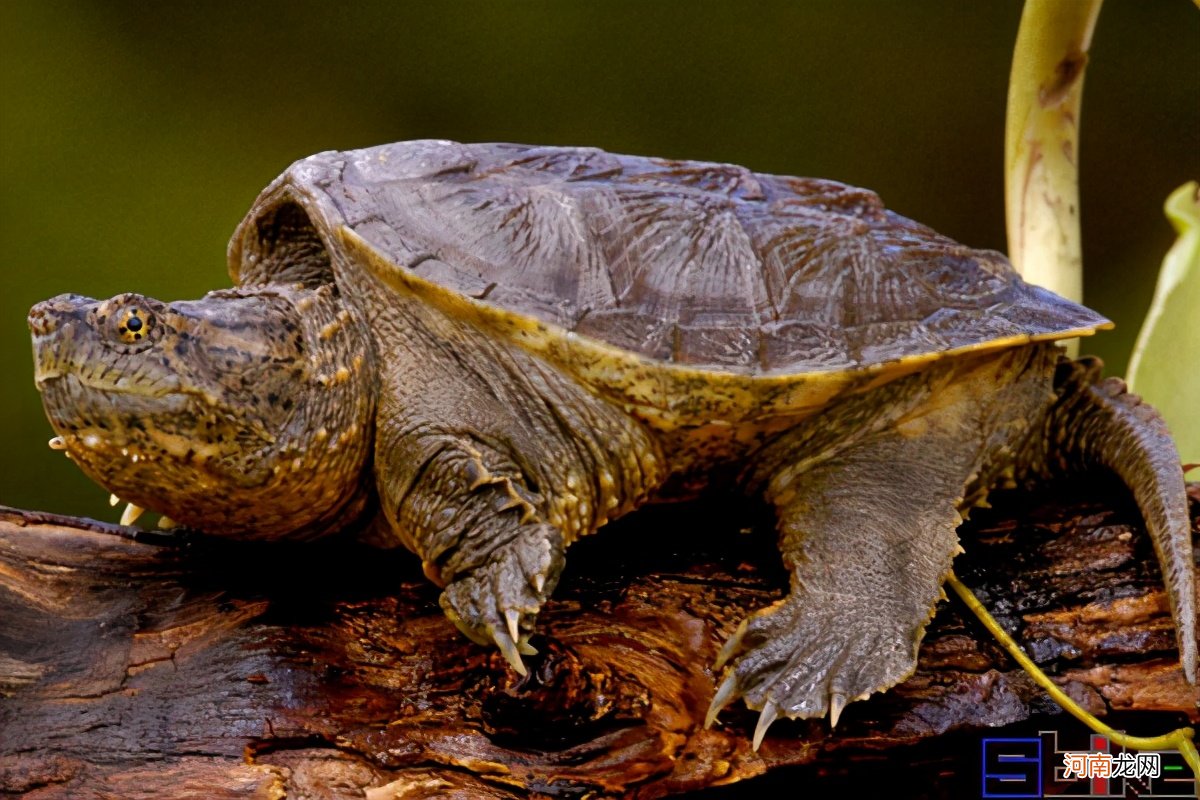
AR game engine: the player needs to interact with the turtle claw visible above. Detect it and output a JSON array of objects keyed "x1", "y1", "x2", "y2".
[
  {"x1": 752, "y1": 700, "x2": 778, "y2": 751},
  {"x1": 493, "y1": 627, "x2": 528, "y2": 676},
  {"x1": 441, "y1": 569, "x2": 538, "y2": 677},
  {"x1": 713, "y1": 618, "x2": 747, "y2": 671},
  {"x1": 705, "y1": 672, "x2": 738, "y2": 728},
  {"x1": 438, "y1": 523, "x2": 565, "y2": 677},
  {"x1": 829, "y1": 692, "x2": 846, "y2": 729},
  {"x1": 505, "y1": 609, "x2": 521, "y2": 644}
]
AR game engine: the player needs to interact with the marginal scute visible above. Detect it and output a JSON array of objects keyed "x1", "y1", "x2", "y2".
[{"x1": 234, "y1": 199, "x2": 334, "y2": 288}]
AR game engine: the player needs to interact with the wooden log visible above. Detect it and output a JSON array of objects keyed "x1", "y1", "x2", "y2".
[{"x1": 1, "y1": 479, "x2": 1197, "y2": 798}]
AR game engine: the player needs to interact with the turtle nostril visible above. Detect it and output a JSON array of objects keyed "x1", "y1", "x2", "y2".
[
  {"x1": 28, "y1": 304, "x2": 59, "y2": 337},
  {"x1": 29, "y1": 294, "x2": 97, "y2": 338}
]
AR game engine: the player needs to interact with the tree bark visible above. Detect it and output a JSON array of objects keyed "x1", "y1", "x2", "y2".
[{"x1": 1, "y1": 480, "x2": 1197, "y2": 799}]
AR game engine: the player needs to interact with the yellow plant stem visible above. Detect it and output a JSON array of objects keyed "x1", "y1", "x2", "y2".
[
  {"x1": 946, "y1": 570, "x2": 1199, "y2": 776},
  {"x1": 1005, "y1": 0, "x2": 1102, "y2": 357}
]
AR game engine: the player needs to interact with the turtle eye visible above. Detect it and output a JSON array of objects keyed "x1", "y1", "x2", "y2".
[{"x1": 116, "y1": 308, "x2": 155, "y2": 343}]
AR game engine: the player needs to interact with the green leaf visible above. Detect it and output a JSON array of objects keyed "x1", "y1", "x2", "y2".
[{"x1": 1127, "y1": 182, "x2": 1200, "y2": 465}]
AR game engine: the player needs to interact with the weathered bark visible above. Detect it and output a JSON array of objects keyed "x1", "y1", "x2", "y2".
[{"x1": 1, "y1": 480, "x2": 1197, "y2": 798}]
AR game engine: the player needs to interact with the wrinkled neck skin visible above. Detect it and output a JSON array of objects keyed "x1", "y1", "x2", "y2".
[{"x1": 30, "y1": 282, "x2": 376, "y2": 540}]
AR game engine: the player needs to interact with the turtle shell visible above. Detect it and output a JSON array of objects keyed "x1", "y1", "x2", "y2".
[{"x1": 229, "y1": 140, "x2": 1109, "y2": 425}]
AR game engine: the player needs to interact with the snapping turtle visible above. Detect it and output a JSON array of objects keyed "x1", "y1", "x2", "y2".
[{"x1": 29, "y1": 140, "x2": 1195, "y2": 747}]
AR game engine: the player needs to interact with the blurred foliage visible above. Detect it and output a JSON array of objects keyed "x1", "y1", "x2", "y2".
[
  {"x1": 1128, "y1": 182, "x2": 1200, "y2": 465},
  {"x1": 2, "y1": 1, "x2": 1197, "y2": 517}
]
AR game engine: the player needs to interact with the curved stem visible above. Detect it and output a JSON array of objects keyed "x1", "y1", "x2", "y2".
[
  {"x1": 946, "y1": 570, "x2": 1199, "y2": 776},
  {"x1": 1004, "y1": 0, "x2": 1102, "y2": 357}
]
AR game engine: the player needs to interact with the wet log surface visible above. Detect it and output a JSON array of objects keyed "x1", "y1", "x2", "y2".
[{"x1": 1, "y1": 479, "x2": 1198, "y2": 799}]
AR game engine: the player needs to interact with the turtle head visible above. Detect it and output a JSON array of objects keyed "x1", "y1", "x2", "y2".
[{"x1": 29, "y1": 286, "x2": 375, "y2": 538}]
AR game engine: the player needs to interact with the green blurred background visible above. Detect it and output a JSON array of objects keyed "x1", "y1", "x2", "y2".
[{"x1": 2, "y1": 1, "x2": 1197, "y2": 518}]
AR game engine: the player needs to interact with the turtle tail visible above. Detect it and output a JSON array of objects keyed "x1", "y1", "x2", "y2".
[{"x1": 1033, "y1": 356, "x2": 1195, "y2": 683}]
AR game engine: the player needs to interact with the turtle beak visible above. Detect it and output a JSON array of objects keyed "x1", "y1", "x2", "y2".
[{"x1": 29, "y1": 294, "x2": 97, "y2": 385}]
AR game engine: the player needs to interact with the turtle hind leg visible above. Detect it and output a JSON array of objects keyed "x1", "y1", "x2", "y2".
[
  {"x1": 1032, "y1": 357, "x2": 1196, "y2": 683},
  {"x1": 707, "y1": 347, "x2": 1068, "y2": 748},
  {"x1": 708, "y1": 419, "x2": 983, "y2": 748}
]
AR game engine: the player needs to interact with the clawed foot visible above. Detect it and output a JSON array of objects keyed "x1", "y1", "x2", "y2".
[
  {"x1": 440, "y1": 523, "x2": 564, "y2": 676},
  {"x1": 705, "y1": 591, "x2": 927, "y2": 749}
]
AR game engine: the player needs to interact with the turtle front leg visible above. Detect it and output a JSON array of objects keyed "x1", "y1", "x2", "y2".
[
  {"x1": 378, "y1": 415, "x2": 661, "y2": 673},
  {"x1": 396, "y1": 438, "x2": 567, "y2": 672},
  {"x1": 369, "y1": 302, "x2": 664, "y2": 675},
  {"x1": 440, "y1": 518, "x2": 564, "y2": 671}
]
